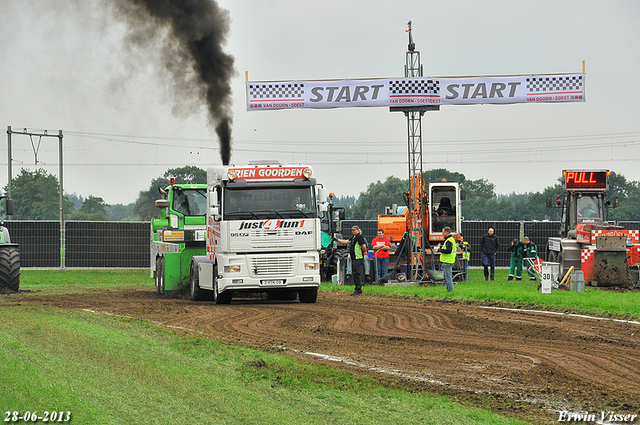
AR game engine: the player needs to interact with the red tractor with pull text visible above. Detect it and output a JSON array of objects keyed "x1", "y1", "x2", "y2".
[{"x1": 547, "y1": 170, "x2": 640, "y2": 287}]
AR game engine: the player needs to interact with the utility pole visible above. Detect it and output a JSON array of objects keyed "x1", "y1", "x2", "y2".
[{"x1": 6, "y1": 126, "x2": 65, "y2": 269}]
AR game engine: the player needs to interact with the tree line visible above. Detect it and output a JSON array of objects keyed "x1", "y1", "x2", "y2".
[{"x1": 3, "y1": 167, "x2": 640, "y2": 222}]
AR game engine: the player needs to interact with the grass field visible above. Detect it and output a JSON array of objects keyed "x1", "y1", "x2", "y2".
[
  {"x1": 329, "y1": 268, "x2": 640, "y2": 320},
  {"x1": 2, "y1": 268, "x2": 638, "y2": 424}
]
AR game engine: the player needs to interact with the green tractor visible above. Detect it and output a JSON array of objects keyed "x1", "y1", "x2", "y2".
[
  {"x1": 0, "y1": 195, "x2": 20, "y2": 293},
  {"x1": 151, "y1": 182, "x2": 207, "y2": 296},
  {"x1": 319, "y1": 193, "x2": 346, "y2": 282}
]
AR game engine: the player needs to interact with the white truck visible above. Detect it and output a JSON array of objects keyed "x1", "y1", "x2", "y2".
[{"x1": 188, "y1": 161, "x2": 326, "y2": 304}]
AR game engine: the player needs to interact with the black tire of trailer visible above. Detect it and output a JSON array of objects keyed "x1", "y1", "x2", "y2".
[
  {"x1": 155, "y1": 256, "x2": 165, "y2": 296},
  {"x1": 298, "y1": 287, "x2": 318, "y2": 303},
  {"x1": 190, "y1": 260, "x2": 213, "y2": 302},
  {"x1": 0, "y1": 246, "x2": 20, "y2": 293},
  {"x1": 213, "y1": 266, "x2": 232, "y2": 305}
]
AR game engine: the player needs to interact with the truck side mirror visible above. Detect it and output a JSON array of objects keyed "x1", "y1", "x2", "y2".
[
  {"x1": 318, "y1": 187, "x2": 327, "y2": 204},
  {"x1": 613, "y1": 197, "x2": 619, "y2": 208},
  {"x1": 210, "y1": 206, "x2": 221, "y2": 221},
  {"x1": 5, "y1": 199, "x2": 14, "y2": 216},
  {"x1": 546, "y1": 197, "x2": 552, "y2": 208},
  {"x1": 460, "y1": 190, "x2": 466, "y2": 201},
  {"x1": 209, "y1": 189, "x2": 219, "y2": 208},
  {"x1": 155, "y1": 199, "x2": 169, "y2": 208}
]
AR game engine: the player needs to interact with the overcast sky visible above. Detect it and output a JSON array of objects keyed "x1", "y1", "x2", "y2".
[{"x1": 1, "y1": 0, "x2": 639, "y2": 205}]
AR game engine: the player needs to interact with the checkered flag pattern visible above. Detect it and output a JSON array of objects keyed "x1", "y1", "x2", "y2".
[
  {"x1": 581, "y1": 247, "x2": 596, "y2": 263},
  {"x1": 592, "y1": 229, "x2": 640, "y2": 243},
  {"x1": 248, "y1": 83, "x2": 305, "y2": 100},
  {"x1": 526, "y1": 75, "x2": 583, "y2": 92},
  {"x1": 389, "y1": 79, "x2": 440, "y2": 95}
]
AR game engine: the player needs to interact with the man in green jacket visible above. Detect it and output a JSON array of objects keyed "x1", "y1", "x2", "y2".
[
  {"x1": 508, "y1": 239, "x2": 524, "y2": 281},
  {"x1": 522, "y1": 236, "x2": 538, "y2": 281}
]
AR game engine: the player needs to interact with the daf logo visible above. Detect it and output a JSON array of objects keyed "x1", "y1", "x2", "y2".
[
  {"x1": 295, "y1": 231, "x2": 312, "y2": 235},
  {"x1": 262, "y1": 219, "x2": 281, "y2": 230}
]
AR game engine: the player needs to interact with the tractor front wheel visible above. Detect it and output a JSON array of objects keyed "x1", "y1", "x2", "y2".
[
  {"x1": 0, "y1": 246, "x2": 20, "y2": 293},
  {"x1": 155, "y1": 256, "x2": 165, "y2": 296}
]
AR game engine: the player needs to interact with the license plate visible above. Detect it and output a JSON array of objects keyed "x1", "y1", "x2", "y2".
[{"x1": 261, "y1": 279, "x2": 285, "y2": 285}]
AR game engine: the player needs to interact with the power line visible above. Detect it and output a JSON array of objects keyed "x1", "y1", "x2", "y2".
[
  {"x1": 9, "y1": 138, "x2": 640, "y2": 161},
  {"x1": 64, "y1": 129, "x2": 640, "y2": 147}
]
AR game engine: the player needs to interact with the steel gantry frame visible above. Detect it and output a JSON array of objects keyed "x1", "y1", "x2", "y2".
[
  {"x1": 6, "y1": 126, "x2": 66, "y2": 269},
  {"x1": 390, "y1": 22, "x2": 439, "y2": 281}
]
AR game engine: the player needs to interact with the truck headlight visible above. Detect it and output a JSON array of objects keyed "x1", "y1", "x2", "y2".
[
  {"x1": 224, "y1": 265, "x2": 241, "y2": 273},
  {"x1": 304, "y1": 262, "x2": 318, "y2": 271}
]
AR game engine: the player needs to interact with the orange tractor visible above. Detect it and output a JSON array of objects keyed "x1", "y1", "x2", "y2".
[{"x1": 378, "y1": 175, "x2": 465, "y2": 281}]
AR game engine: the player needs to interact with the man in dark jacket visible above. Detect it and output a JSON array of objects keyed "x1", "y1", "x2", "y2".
[
  {"x1": 480, "y1": 228, "x2": 499, "y2": 281},
  {"x1": 336, "y1": 225, "x2": 368, "y2": 296}
]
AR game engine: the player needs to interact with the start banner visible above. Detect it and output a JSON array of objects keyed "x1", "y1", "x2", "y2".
[{"x1": 246, "y1": 73, "x2": 585, "y2": 111}]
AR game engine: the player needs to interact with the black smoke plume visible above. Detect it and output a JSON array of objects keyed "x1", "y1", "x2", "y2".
[{"x1": 113, "y1": 0, "x2": 235, "y2": 164}]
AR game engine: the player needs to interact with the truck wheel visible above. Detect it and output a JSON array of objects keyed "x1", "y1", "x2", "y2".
[
  {"x1": 189, "y1": 261, "x2": 212, "y2": 301},
  {"x1": 155, "y1": 257, "x2": 165, "y2": 296},
  {"x1": 299, "y1": 287, "x2": 318, "y2": 303},
  {"x1": 0, "y1": 246, "x2": 20, "y2": 293},
  {"x1": 213, "y1": 269, "x2": 231, "y2": 305}
]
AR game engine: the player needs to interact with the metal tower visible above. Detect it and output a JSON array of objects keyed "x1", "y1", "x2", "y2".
[{"x1": 390, "y1": 22, "x2": 439, "y2": 281}]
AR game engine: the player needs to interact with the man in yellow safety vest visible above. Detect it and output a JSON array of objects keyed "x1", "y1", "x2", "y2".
[
  {"x1": 435, "y1": 226, "x2": 457, "y2": 292},
  {"x1": 460, "y1": 235, "x2": 470, "y2": 282}
]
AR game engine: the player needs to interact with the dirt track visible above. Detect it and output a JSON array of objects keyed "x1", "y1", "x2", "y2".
[{"x1": 8, "y1": 288, "x2": 640, "y2": 424}]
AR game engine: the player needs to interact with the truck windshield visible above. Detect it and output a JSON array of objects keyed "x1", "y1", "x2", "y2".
[
  {"x1": 172, "y1": 188, "x2": 207, "y2": 216},
  {"x1": 224, "y1": 186, "x2": 316, "y2": 219}
]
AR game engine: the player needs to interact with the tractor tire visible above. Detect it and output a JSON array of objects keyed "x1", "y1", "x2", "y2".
[
  {"x1": 337, "y1": 250, "x2": 350, "y2": 286},
  {"x1": 155, "y1": 256, "x2": 165, "y2": 296},
  {"x1": 0, "y1": 246, "x2": 20, "y2": 293}
]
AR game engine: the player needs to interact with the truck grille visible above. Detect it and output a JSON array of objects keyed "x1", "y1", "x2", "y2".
[
  {"x1": 250, "y1": 229, "x2": 295, "y2": 249},
  {"x1": 249, "y1": 256, "x2": 296, "y2": 276}
]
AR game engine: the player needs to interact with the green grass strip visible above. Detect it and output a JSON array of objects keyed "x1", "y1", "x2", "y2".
[{"x1": 324, "y1": 268, "x2": 640, "y2": 320}]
